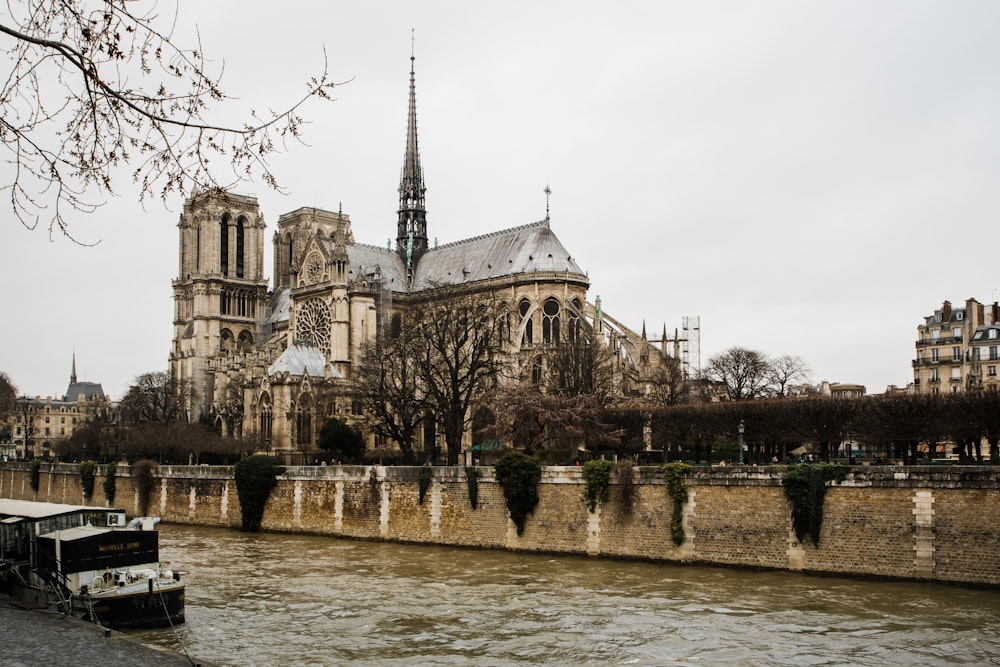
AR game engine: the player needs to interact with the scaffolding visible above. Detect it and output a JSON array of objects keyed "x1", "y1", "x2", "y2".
[{"x1": 682, "y1": 316, "x2": 701, "y2": 379}]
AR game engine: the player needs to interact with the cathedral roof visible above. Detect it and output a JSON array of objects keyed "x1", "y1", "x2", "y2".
[
  {"x1": 345, "y1": 243, "x2": 407, "y2": 289},
  {"x1": 410, "y1": 220, "x2": 586, "y2": 290},
  {"x1": 267, "y1": 343, "x2": 341, "y2": 378}
]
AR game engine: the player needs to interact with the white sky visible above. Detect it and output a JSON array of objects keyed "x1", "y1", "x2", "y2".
[{"x1": 2, "y1": 1, "x2": 999, "y2": 400}]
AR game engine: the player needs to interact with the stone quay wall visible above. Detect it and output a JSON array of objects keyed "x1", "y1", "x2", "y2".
[{"x1": 2, "y1": 462, "x2": 999, "y2": 586}]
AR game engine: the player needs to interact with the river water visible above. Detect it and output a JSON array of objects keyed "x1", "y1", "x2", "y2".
[{"x1": 134, "y1": 524, "x2": 1000, "y2": 667}]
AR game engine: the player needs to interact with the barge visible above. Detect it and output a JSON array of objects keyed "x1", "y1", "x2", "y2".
[{"x1": 0, "y1": 499, "x2": 184, "y2": 629}]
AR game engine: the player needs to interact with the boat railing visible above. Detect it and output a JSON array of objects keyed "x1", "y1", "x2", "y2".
[{"x1": 32, "y1": 548, "x2": 73, "y2": 615}]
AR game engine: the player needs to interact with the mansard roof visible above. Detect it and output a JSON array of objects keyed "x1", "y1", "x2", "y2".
[
  {"x1": 411, "y1": 220, "x2": 586, "y2": 290},
  {"x1": 65, "y1": 382, "x2": 105, "y2": 402},
  {"x1": 267, "y1": 342, "x2": 342, "y2": 378}
]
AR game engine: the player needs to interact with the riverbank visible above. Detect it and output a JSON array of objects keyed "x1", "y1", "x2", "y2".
[
  {"x1": 4, "y1": 462, "x2": 1000, "y2": 586},
  {"x1": 0, "y1": 596, "x2": 214, "y2": 667}
]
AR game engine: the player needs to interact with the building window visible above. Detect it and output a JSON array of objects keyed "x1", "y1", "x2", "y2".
[
  {"x1": 989, "y1": 366, "x2": 997, "y2": 377},
  {"x1": 236, "y1": 216, "x2": 246, "y2": 278},
  {"x1": 953, "y1": 346, "x2": 961, "y2": 361},
  {"x1": 542, "y1": 298, "x2": 560, "y2": 345},
  {"x1": 519, "y1": 299, "x2": 533, "y2": 346},
  {"x1": 931, "y1": 349, "x2": 939, "y2": 362},
  {"x1": 930, "y1": 368, "x2": 939, "y2": 382},
  {"x1": 991, "y1": 346, "x2": 998, "y2": 361},
  {"x1": 220, "y1": 214, "x2": 230, "y2": 277},
  {"x1": 951, "y1": 367, "x2": 961, "y2": 379},
  {"x1": 990, "y1": 329, "x2": 998, "y2": 340}
]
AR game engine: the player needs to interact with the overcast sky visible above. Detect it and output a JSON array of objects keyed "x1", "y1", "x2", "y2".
[{"x1": 3, "y1": 1, "x2": 999, "y2": 400}]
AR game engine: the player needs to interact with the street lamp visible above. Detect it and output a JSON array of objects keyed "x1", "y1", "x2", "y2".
[{"x1": 737, "y1": 420, "x2": 745, "y2": 466}]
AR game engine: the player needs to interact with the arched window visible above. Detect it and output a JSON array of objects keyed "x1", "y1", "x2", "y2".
[
  {"x1": 220, "y1": 329, "x2": 235, "y2": 353},
  {"x1": 519, "y1": 299, "x2": 533, "y2": 346},
  {"x1": 259, "y1": 394, "x2": 273, "y2": 447},
  {"x1": 390, "y1": 313, "x2": 402, "y2": 339},
  {"x1": 220, "y1": 214, "x2": 230, "y2": 276},
  {"x1": 569, "y1": 299, "x2": 582, "y2": 343},
  {"x1": 296, "y1": 401, "x2": 312, "y2": 447},
  {"x1": 237, "y1": 330, "x2": 254, "y2": 351},
  {"x1": 542, "y1": 298, "x2": 560, "y2": 345},
  {"x1": 235, "y1": 216, "x2": 246, "y2": 278},
  {"x1": 531, "y1": 357, "x2": 543, "y2": 386}
]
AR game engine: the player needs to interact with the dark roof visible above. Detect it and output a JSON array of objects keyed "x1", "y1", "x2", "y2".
[{"x1": 65, "y1": 381, "x2": 105, "y2": 402}]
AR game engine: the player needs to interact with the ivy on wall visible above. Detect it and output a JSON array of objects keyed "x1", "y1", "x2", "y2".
[
  {"x1": 418, "y1": 464, "x2": 433, "y2": 504},
  {"x1": 582, "y1": 459, "x2": 614, "y2": 513},
  {"x1": 79, "y1": 460, "x2": 96, "y2": 501},
  {"x1": 781, "y1": 463, "x2": 848, "y2": 546},
  {"x1": 663, "y1": 462, "x2": 690, "y2": 546},
  {"x1": 131, "y1": 459, "x2": 158, "y2": 516},
  {"x1": 615, "y1": 459, "x2": 636, "y2": 518},
  {"x1": 29, "y1": 460, "x2": 40, "y2": 494},
  {"x1": 234, "y1": 455, "x2": 285, "y2": 532},
  {"x1": 465, "y1": 466, "x2": 479, "y2": 510},
  {"x1": 103, "y1": 462, "x2": 117, "y2": 505},
  {"x1": 494, "y1": 452, "x2": 542, "y2": 535}
]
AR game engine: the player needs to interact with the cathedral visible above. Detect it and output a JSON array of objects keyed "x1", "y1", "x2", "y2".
[{"x1": 169, "y1": 55, "x2": 678, "y2": 463}]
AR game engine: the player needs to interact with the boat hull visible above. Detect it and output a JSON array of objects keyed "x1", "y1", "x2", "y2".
[{"x1": 80, "y1": 581, "x2": 185, "y2": 629}]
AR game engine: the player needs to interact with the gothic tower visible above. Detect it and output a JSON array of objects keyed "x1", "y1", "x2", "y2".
[
  {"x1": 396, "y1": 54, "x2": 428, "y2": 271},
  {"x1": 170, "y1": 190, "x2": 269, "y2": 420}
]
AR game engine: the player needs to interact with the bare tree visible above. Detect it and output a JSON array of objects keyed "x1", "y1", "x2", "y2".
[
  {"x1": 410, "y1": 288, "x2": 513, "y2": 465},
  {"x1": 769, "y1": 354, "x2": 812, "y2": 397},
  {"x1": 544, "y1": 326, "x2": 616, "y2": 404},
  {"x1": 1, "y1": 0, "x2": 335, "y2": 240},
  {"x1": 479, "y1": 384, "x2": 619, "y2": 464},
  {"x1": 119, "y1": 371, "x2": 194, "y2": 425},
  {"x1": 356, "y1": 326, "x2": 426, "y2": 465},
  {"x1": 703, "y1": 347, "x2": 773, "y2": 401},
  {"x1": 645, "y1": 355, "x2": 687, "y2": 406}
]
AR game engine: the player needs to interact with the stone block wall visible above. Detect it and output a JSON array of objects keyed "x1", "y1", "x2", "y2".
[{"x1": 3, "y1": 462, "x2": 1000, "y2": 586}]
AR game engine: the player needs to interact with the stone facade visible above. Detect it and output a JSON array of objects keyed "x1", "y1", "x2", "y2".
[
  {"x1": 3, "y1": 462, "x2": 1000, "y2": 586},
  {"x1": 167, "y1": 56, "x2": 679, "y2": 464},
  {"x1": 914, "y1": 298, "x2": 1000, "y2": 394}
]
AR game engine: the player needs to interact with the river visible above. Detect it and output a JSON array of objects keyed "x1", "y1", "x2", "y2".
[{"x1": 132, "y1": 524, "x2": 1000, "y2": 666}]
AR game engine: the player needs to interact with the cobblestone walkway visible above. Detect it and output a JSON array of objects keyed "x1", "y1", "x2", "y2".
[{"x1": 0, "y1": 598, "x2": 211, "y2": 667}]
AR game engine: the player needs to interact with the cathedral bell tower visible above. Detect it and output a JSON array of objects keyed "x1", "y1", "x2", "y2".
[
  {"x1": 170, "y1": 190, "x2": 269, "y2": 421},
  {"x1": 396, "y1": 53, "x2": 428, "y2": 272}
]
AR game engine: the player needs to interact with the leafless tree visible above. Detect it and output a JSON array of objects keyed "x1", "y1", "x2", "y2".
[
  {"x1": 769, "y1": 354, "x2": 812, "y2": 397},
  {"x1": 0, "y1": 0, "x2": 336, "y2": 240},
  {"x1": 119, "y1": 371, "x2": 194, "y2": 425},
  {"x1": 703, "y1": 347, "x2": 772, "y2": 401},
  {"x1": 479, "y1": 384, "x2": 619, "y2": 464},
  {"x1": 543, "y1": 326, "x2": 616, "y2": 404},
  {"x1": 356, "y1": 323, "x2": 426, "y2": 465},
  {"x1": 645, "y1": 355, "x2": 687, "y2": 406},
  {"x1": 410, "y1": 288, "x2": 513, "y2": 465}
]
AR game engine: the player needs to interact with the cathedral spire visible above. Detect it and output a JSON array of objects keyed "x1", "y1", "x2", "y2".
[
  {"x1": 70, "y1": 351, "x2": 77, "y2": 385},
  {"x1": 397, "y1": 36, "x2": 428, "y2": 265}
]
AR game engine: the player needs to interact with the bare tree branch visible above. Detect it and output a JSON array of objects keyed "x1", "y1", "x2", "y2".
[{"x1": 0, "y1": 0, "x2": 339, "y2": 241}]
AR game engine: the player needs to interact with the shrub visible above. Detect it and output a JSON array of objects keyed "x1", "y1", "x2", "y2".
[
  {"x1": 103, "y1": 462, "x2": 117, "y2": 505},
  {"x1": 131, "y1": 459, "x2": 158, "y2": 516},
  {"x1": 465, "y1": 466, "x2": 479, "y2": 510},
  {"x1": 234, "y1": 455, "x2": 285, "y2": 532},
  {"x1": 663, "y1": 462, "x2": 690, "y2": 546},
  {"x1": 418, "y1": 464, "x2": 433, "y2": 504},
  {"x1": 29, "y1": 460, "x2": 41, "y2": 494},
  {"x1": 79, "y1": 461, "x2": 96, "y2": 501},
  {"x1": 494, "y1": 452, "x2": 542, "y2": 535},
  {"x1": 782, "y1": 464, "x2": 848, "y2": 547},
  {"x1": 582, "y1": 458, "x2": 614, "y2": 513}
]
